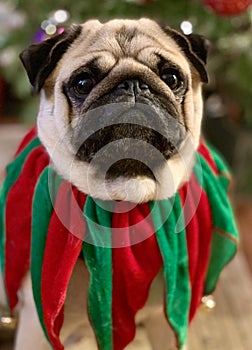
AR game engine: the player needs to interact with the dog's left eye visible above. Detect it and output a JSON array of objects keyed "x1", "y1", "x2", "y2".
[
  {"x1": 72, "y1": 74, "x2": 96, "y2": 95},
  {"x1": 161, "y1": 69, "x2": 183, "y2": 91}
]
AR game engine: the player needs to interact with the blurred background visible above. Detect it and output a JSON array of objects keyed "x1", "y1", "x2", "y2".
[
  {"x1": 1, "y1": 0, "x2": 252, "y2": 264},
  {"x1": 1, "y1": 0, "x2": 252, "y2": 191},
  {"x1": 1, "y1": 0, "x2": 252, "y2": 349}
]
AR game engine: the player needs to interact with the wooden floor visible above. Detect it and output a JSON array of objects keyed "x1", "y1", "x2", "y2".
[
  {"x1": 189, "y1": 252, "x2": 252, "y2": 350},
  {"x1": 1, "y1": 124, "x2": 252, "y2": 350}
]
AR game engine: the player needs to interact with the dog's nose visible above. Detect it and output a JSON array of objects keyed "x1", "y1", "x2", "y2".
[{"x1": 116, "y1": 79, "x2": 149, "y2": 95}]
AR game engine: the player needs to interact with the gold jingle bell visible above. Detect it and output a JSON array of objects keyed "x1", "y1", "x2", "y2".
[
  {"x1": 0, "y1": 314, "x2": 17, "y2": 331},
  {"x1": 201, "y1": 295, "x2": 216, "y2": 311}
]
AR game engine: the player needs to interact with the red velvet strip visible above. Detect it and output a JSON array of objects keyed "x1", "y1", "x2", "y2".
[
  {"x1": 179, "y1": 174, "x2": 212, "y2": 321},
  {"x1": 15, "y1": 126, "x2": 37, "y2": 156},
  {"x1": 41, "y1": 183, "x2": 86, "y2": 349},
  {"x1": 198, "y1": 142, "x2": 218, "y2": 175},
  {"x1": 5, "y1": 146, "x2": 49, "y2": 310},
  {"x1": 111, "y1": 202, "x2": 163, "y2": 350}
]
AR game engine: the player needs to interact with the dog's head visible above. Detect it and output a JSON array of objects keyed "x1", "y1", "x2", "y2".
[{"x1": 20, "y1": 18, "x2": 209, "y2": 203}]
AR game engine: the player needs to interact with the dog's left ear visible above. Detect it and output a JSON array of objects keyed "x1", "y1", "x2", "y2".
[
  {"x1": 163, "y1": 27, "x2": 210, "y2": 83},
  {"x1": 20, "y1": 25, "x2": 82, "y2": 94}
]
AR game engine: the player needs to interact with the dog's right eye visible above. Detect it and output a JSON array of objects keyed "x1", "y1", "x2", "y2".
[
  {"x1": 72, "y1": 74, "x2": 96, "y2": 96},
  {"x1": 161, "y1": 68, "x2": 183, "y2": 92}
]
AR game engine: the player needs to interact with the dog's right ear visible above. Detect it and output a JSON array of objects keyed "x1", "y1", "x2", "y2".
[
  {"x1": 163, "y1": 26, "x2": 210, "y2": 83},
  {"x1": 20, "y1": 25, "x2": 82, "y2": 94}
]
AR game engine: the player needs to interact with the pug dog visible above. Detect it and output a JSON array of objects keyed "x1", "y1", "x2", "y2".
[
  {"x1": 0, "y1": 18, "x2": 209, "y2": 349},
  {"x1": 20, "y1": 17, "x2": 208, "y2": 204}
]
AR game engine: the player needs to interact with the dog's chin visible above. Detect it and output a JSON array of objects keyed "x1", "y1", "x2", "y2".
[
  {"x1": 71, "y1": 158, "x2": 160, "y2": 203},
  {"x1": 99, "y1": 176, "x2": 158, "y2": 203},
  {"x1": 43, "y1": 127, "x2": 196, "y2": 203},
  {"x1": 70, "y1": 156, "x2": 186, "y2": 203},
  {"x1": 69, "y1": 140, "x2": 194, "y2": 203}
]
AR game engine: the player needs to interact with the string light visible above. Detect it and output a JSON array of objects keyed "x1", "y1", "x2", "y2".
[
  {"x1": 54, "y1": 10, "x2": 69, "y2": 23},
  {"x1": 180, "y1": 20, "x2": 193, "y2": 35},
  {"x1": 45, "y1": 24, "x2": 57, "y2": 35},
  {"x1": 39, "y1": 9, "x2": 69, "y2": 40}
]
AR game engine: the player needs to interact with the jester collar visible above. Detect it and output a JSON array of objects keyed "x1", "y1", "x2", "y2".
[{"x1": 0, "y1": 128, "x2": 238, "y2": 349}]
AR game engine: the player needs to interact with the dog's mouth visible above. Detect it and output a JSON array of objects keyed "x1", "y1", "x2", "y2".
[
  {"x1": 73, "y1": 104, "x2": 186, "y2": 180},
  {"x1": 75, "y1": 123, "x2": 183, "y2": 180},
  {"x1": 106, "y1": 159, "x2": 156, "y2": 180}
]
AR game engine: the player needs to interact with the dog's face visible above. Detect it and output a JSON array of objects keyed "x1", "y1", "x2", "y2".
[{"x1": 20, "y1": 18, "x2": 208, "y2": 203}]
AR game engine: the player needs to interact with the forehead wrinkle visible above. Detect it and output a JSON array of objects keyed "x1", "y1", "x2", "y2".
[
  {"x1": 136, "y1": 29, "x2": 190, "y2": 62},
  {"x1": 57, "y1": 49, "x2": 117, "y2": 83},
  {"x1": 71, "y1": 22, "x2": 182, "y2": 63},
  {"x1": 83, "y1": 26, "x2": 159, "y2": 59},
  {"x1": 57, "y1": 20, "x2": 190, "y2": 86},
  {"x1": 113, "y1": 29, "x2": 182, "y2": 62},
  {"x1": 138, "y1": 47, "x2": 184, "y2": 63}
]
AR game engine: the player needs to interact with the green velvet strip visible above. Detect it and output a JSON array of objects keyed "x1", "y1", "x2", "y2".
[
  {"x1": 194, "y1": 153, "x2": 238, "y2": 294},
  {"x1": 151, "y1": 196, "x2": 190, "y2": 349},
  {"x1": 206, "y1": 143, "x2": 231, "y2": 189},
  {"x1": 31, "y1": 166, "x2": 63, "y2": 344},
  {"x1": 0, "y1": 137, "x2": 40, "y2": 307},
  {"x1": 83, "y1": 197, "x2": 113, "y2": 350}
]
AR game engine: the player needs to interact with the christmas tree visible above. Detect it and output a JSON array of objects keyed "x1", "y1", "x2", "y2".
[
  {"x1": 1, "y1": 0, "x2": 252, "y2": 125},
  {"x1": 1, "y1": 0, "x2": 252, "y2": 193}
]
